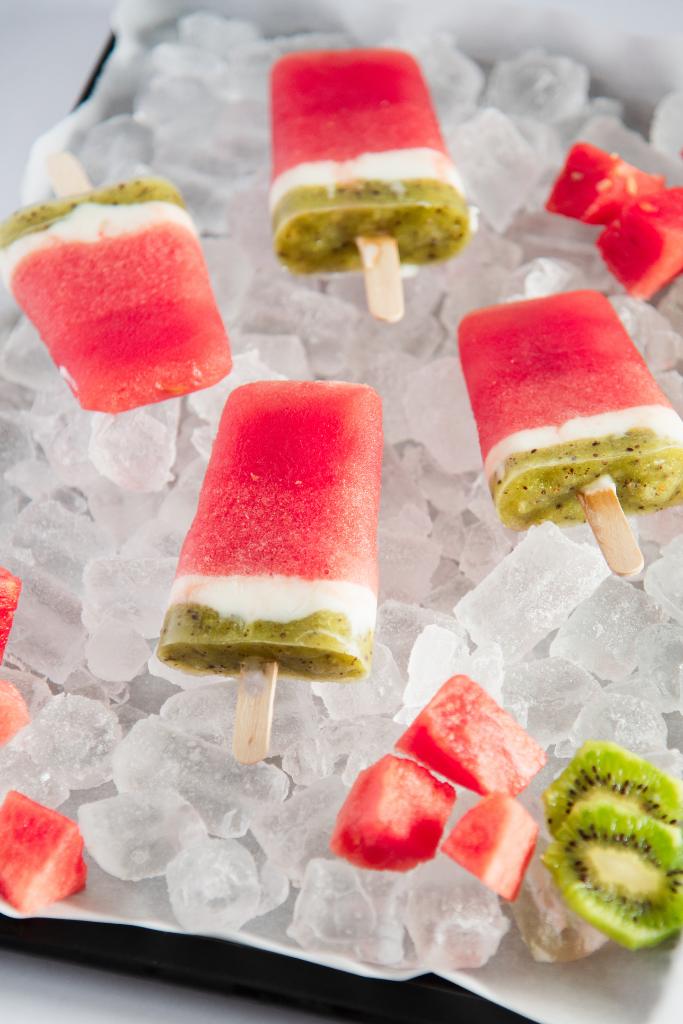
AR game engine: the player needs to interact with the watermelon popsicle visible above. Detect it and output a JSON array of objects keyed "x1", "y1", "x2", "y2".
[
  {"x1": 157, "y1": 380, "x2": 383, "y2": 762},
  {"x1": 270, "y1": 49, "x2": 472, "y2": 322},
  {"x1": 0, "y1": 156, "x2": 231, "y2": 413},
  {"x1": 458, "y1": 290, "x2": 683, "y2": 576}
]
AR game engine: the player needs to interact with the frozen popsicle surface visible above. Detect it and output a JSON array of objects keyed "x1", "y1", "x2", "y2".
[
  {"x1": 458, "y1": 290, "x2": 683, "y2": 529},
  {"x1": 0, "y1": 177, "x2": 231, "y2": 413},
  {"x1": 270, "y1": 49, "x2": 472, "y2": 273},
  {"x1": 157, "y1": 381, "x2": 383, "y2": 680}
]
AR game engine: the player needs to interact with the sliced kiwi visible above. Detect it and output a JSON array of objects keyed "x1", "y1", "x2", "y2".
[
  {"x1": 543, "y1": 741, "x2": 683, "y2": 836},
  {"x1": 543, "y1": 798, "x2": 683, "y2": 950}
]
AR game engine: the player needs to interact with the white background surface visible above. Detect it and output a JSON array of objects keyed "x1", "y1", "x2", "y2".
[{"x1": 1, "y1": 0, "x2": 683, "y2": 1021}]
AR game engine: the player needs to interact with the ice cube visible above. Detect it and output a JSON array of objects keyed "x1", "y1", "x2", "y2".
[
  {"x1": 0, "y1": 745, "x2": 69, "y2": 808},
  {"x1": 4, "y1": 457, "x2": 61, "y2": 502},
  {"x1": 512, "y1": 852, "x2": 608, "y2": 962},
  {"x1": 85, "y1": 620, "x2": 151, "y2": 684},
  {"x1": 87, "y1": 478, "x2": 164, "y2": 548},
  {"x1": 580, "y1": 116, "x2": 682, "y2": 183},
  {"x1": 311, "y1": 643, "x2": 403, "y2": 720},
  {"x1": 457, "y1": 519, "x2": 514, "y2": 584},
  {"x1": 502, "y1": 658, "x2": 602, "y2": 749},
  {"x1": 257, "y1": 860, "x2": 290, "y2": 918},
  {"x1": 62, "y1": 665, "x2": 115, "y2": 703},
  {"x1": 251, "y1": 777, "x2": 347, "y2": 885},
  {"x1": 240, "y1": 281, "x2": 361, "y2": 379},
  {"x1": 430, "y1": 512, "x2": 467, "y2": 563},
  {"x1": 9, "y1": 499, "x2": 110, "y2": 593},
  {"x1": 82, "y1": 556, "x2": 177, "y2": 638},
  {"x1": 486, "y1": 50, "x2": 589, "y2": 123},
  {"x1": 3, "y1": 559, "x2": 86, "y2": 684},
  {"x1": 89, "y1": 403, "x2": 179, "y2": 493},
  {"x1": 363, "y1": 352, "x2": 420, "y2": 445},
  {"x1": 235, "y1": 332, "x2": 312, "y2": 381},
  {"x1": 403, "y1": 625, "x2": 469, "y2": 707},
  {"x1": 650, "y1": 91, "x2": 683, "y2": 160},
  {"x1": 79, "y1": 789, "x2": 207, "y2": 881},
  {"x1": 455, "y1": 523, "x2": 610, "y2": 662},
  {"x1": 289, "y1": 859, "x2": 406, "y2": 967},
  {"x1": 21, "y1": 694, "x2": 122, "y2": 789},
  {"x1": 166, "y1": 837, "x2": 261, "y2": 933},
  {"x1": 160, "y1": 682, "x2": 236, "y2": 746},
  {"x1": 450, "y1": 108, "x2": 543, "y2": 231},
  {"x1": 112, "y1": 717, "x2": 288, "y2": 837},
  {"x1": 376, "y1": 600, "x2": 466, "y2": 673},
  {"x1": 502, "y1": 257, "x2": 586, "y2": 303},
  {"x1": 0, "y1": 413, "x2": 34, "y2": 475},
  {"x1": 403, "y1": 358, "x2": 481, "y2": 474},
  {"x1": 378, "y1": 528, "x2": 441, "y2": 605},
  {"x1": 550, "y1": 577, "x2": 667, "y2": 682},
  {"x1": 556, "y1": 691, "x2": 668, "y2": 757},
  {"x1": 178, "y1": 12, "x2": 260, "y2": 56},
  {"x1": 0, "y1": 318, "x2": 61, "y2": 393},
  {"x1": 77, "y1": 115, "x2": 154, "y2": 185},
  {"x1": 404, "y1": 856, "x2": 510, "y2": 971},
  {"x1": 644, "y1": 539, "x2": 683, "y2": 624},
  {"x1": 611, "y1": 297, "x2": 682, "y2": 373},
  {"x1": 0, "y1": 667, "x2": 51, "y2": 716},
  {"x1": 147, "y1": 42, "x2": 228, "y2": 82},
  {"x1": 634, "y1": 623, "x2": 683, "y2": 713},
  {"x1": 341, "y1": 718, "x2": 404, "y2": 788},
  {"x1": 659, "y1": 277, "x2": 683, "y2": 336}
]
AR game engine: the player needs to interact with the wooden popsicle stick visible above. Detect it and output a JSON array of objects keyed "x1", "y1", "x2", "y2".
[
  {"x1": 233, "y1": 660, "x2": 279, "y2": 765},
  {"x1": 356, "y1": 235, "x2": 405, "y2": 324},
  {"x1": 578, "y1": 478, "x2": 644, "y2": 578},
  {"x1": 46, "y1": 152, "x2": 92, "y2": 198}
]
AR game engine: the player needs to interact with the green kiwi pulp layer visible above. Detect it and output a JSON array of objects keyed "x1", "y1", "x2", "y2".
[
  {"x1": 157, "y1": 602, "x2": 373, "y2": 681},
  {"x1": 492, "y1": 429, "x2": 683, "y2": 530},
  {"x1": 0, "y1": 177, "x2": 186, "y2": 250},
  {"x1": 543, "y1": 741, "x2": 683, "y2": 837},
  {"x1": 272, "y1": 179, "x2": 471, "y2": 273},
  {"x1": 543, "y1": 798, "x2": 683, "y2": 950}
]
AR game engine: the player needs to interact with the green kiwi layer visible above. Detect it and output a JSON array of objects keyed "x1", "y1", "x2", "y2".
[
  {"x1": 492, "y1": 429, "x2": 683, "y2": 530},
  {"x1": 272, "y1": 179, "x2": 471, "y2": 273},
  {"x1": 157, "y1": 602, "x2": 373, "y2": 681},
  {"x1": 543, "y1": 741, "x2": 683, "y2": 837},
  {"x1": 543, "y1": 798, "x2": 683, "y2": 949},
  {"x1": 0, "y1": 177, "x2": 186, "y2": 250}
]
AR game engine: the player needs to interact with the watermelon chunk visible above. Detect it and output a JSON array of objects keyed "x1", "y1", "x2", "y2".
[
  {"x1": 396, "y1": 675, "x2": 546, "y2": 796},
  {"x1": 546, "y1": 142, "x2": 665, "y2": 225},
  {"x1": 0, "y1": 567, "x2": 21, "y2": 663},
  {"x1": 330, "y1": 754, "x2": 456, "y2": 871},
  {"x1": 0, "y1": 791, "x2": 87, "y2": 913},
  {"x1": 442, "y1": 794, "x2": 539, "y2": 901},
  {"x1": 0, "y1": 680, "x2": 30, "y2": 746},
  {"x1": 597, "y1": 188, "x2": 683, "y2": 299}
]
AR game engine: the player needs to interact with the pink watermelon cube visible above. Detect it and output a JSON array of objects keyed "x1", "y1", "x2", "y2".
[
  {"x1": 597, "y1": 188, "x2": 683, "y2": 299},
  {"x1": 442, "y1": 794, "x2": 539, "y2": 901},
  {"x1": 545, "y1": 142, "x2": 665, "y2": 225},
  {"x1": 0, "y1": 680, "x2": 30, "y2": 746},
  {"x1": 396, "y1": 675, "x2": 546, "y2": 796},
  {"x1": 0, "y1": 791, "x2": 87, "y2": 913},
  {"x1": 0, "y1": 567, "x2": 21, "y2": 663},
  {"x1": 330, "y1": 754, "x2": 456, "y2": 871}
]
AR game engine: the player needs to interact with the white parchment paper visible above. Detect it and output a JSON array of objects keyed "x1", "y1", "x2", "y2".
[{"x1": 7, "y1": 2, "x2": 683, "y2": 1022}]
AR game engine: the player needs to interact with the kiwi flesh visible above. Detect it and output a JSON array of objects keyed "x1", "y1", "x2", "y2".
[
  {"x1": 543, "y1": 797, "x2": 683, "y2": 949},
  {"x1": 543, "y1": 741, "x2": 683, "y2": 836}
]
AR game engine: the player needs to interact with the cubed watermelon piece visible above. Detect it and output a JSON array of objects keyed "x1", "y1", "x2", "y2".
[
  {"x1": 597, "y1": 188, "x2": 683, "y2": 298},
  {"x1": 330, "y1": 754, "x2": 456, "y2": 871},
  {"x1": 546, "y1": 142, "x2": 665, "y2": 225},
  {"x1": 0, "y1": 791, "x2": 87, "y2": 913},
  {"x1": 396, "y1": 675, "x2": 546, "y2": 796},
  {"x1": 0, "y1": 568, "x2": 21, "y2": 663},
  {"x1": 0, "y1": 680, "x2": 30, "y2": 746},
  {"x1": 442, "y1": 794, "x2": 539, "y2": 901}
]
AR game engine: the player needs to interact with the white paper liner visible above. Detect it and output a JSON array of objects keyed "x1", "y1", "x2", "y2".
[{"x1": 10, "y1": 3, "x2": 683, "y2": 1023}]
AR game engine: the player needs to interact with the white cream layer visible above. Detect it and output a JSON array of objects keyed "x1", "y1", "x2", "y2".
[
  {"x1": 169, "y1": 574, "x2": 378, "y2": 637},
  {"x1": 269, "y1": 147, "x2": 466, "y2": 213},
  {"x1": 0, "y1": 200, "x2": 197, "y2": 287},
  {"x1": 486, "y1": 404, "x2": 683, "y2": 483}
]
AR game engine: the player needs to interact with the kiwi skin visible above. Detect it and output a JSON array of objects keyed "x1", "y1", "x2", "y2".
[
  {"x1": 543, "y1": 741, "x2": 683, "y2": 837},
  {"x1": 543, "y1": 798, "x2": 683, "y2": 950}
]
